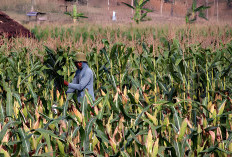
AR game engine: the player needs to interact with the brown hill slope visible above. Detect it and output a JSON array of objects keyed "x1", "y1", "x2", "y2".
[{"x1": 0, "y1": 11, "x2": 33, "y2": 38}]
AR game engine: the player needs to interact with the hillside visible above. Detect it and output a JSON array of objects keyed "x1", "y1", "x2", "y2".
[
  {"x1": 0, "y1": 11, "x2": 33, "y2": 46},
  {"x1": 0, "y1": 0, "x2": 231, "y2": 24}
]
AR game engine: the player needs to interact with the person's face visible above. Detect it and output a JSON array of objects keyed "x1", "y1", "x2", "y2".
[{"x1": 75, "y1": 61, "x2": 82, "y2": 69}]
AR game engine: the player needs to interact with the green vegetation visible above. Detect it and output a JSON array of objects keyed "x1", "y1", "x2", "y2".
[
  {"x1": 64, "y1": 5, "x2": 88, "y2": 24},
  {"x1": 122, "y1": 0, "x2": 152, "y2": 24},
  {"x1": 185, "y1": 0, "x2": 210, "y2": 24},
  {"x1": 0, "y1": 25, "x2": 232, "y2": 156}
]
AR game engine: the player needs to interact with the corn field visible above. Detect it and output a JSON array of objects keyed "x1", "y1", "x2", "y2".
[{"x1": 0, "y1": 24, "x2": 232, "y2": 156}]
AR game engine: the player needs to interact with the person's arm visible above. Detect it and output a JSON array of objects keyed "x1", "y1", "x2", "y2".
[
  {"x1": 66, "y1": 73, "x2": 78, "y2": 93},
  {"x1": 68, "y1": 70, "x2": 92, "y2": 91}
]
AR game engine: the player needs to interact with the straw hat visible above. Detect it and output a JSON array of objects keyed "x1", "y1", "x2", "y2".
[{"x1": 75, "y1": 52, "x2": 87, "y2": 62}]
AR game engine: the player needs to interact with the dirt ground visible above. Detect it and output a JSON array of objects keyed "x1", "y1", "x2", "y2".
[
  {"x1": 1, "y1": 0, "x2": 232, "y2": 27},
  {"x1": 0, "y1": 11, "x2": 33, "y2": 38},
  {"x1": 58, "y1": 0, "x2": 232, "y2": 24}
]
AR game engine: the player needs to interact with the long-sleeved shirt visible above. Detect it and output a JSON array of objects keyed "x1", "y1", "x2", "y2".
[{"x1": 66, "y1": 62, "x2": 95, "y2": 102}]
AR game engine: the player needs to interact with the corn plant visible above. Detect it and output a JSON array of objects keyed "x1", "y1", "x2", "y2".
[{"x1": 0, "y1": 27, "x2": 232, "y2": 156}]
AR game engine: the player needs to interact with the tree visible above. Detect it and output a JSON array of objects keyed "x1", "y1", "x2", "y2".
[
  {"x1": 171, "y1": 0, "x2": 175, "y2": 16},
  {"x1": 160, "y1": 0, "x2": 164, "y2": 16},
  {"x1": 205, "y1": 0, "x2": 208, "y2": 18},
  {"x1": 185, "y1": 0, "x2": 210, "y2": 24},
  {"x1": 122, "y1": 0, "x2": 152, "y2": 24},
  {"x1": 64, "y1": 5, "x2": 87, "y2": 23},
  {"x1": 78, "y1": 0, "x2": 87, "y2": 5},
  {"x1": 228, "y1": 0, "x2": 232, "y2": 7},
  {"x1": 31, "y1": 0, "x2": 35, "y2": 11}
]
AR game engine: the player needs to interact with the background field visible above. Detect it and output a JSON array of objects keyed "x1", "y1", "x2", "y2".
[{"x1": 1, "y1": 0, "x2": 232, "y2": 25}]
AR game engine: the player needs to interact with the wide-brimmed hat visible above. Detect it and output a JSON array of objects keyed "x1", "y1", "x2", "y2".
[{"x1": 75, "y1": 52, "x2": 87, "y2": 62}]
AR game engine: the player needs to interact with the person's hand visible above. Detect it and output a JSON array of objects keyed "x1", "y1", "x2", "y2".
[{"x1": 64, "y1": 80, "x2": 69, "y2": 86}]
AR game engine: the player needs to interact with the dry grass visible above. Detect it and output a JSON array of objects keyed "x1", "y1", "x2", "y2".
[{"x1": 1, "y1": 23, "x2": 231, "y2": 60}]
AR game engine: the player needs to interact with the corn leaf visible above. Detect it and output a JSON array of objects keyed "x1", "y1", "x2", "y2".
[{"x1": 18, "y1": 128, "x2": 30, "y2": 156}]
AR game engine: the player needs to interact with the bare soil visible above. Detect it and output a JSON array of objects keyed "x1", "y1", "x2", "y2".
[
  {"x1": 45, "y1": 0, "x2": 232, "y2": 25},
  {"x1": 0, "y1": 11, "x2": 33, "y2": 38},
  {"x1": 1, "y1": 0, "x2": 231, "y2": 26}
]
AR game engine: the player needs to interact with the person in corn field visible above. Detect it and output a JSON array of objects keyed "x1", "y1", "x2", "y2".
[{"x1": 64, "y1": 52, "x2": 95, "y2": 102}]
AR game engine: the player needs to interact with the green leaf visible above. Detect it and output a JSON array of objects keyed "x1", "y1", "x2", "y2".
[
  {"x1": 63, "y1": 93, "x2": 73, "y2": 117},
  {"x1": 28, "y1": 83, "x2": 37, "y2": 106},
  {"x1": 172, "y1": 106, "x2": 181, "y2": 132},
  {"x1": 32, "y1": 152, "x2": 54, "y2": 157},
  {"x1": 43, "y1": 133, "x2": 53, "y2": 154},
  {"x1": 199, "y1": 146, "x2": 216, "y2": 153},
  {"x1": 121, "y1": 151, "x2": 130, "y2": 157},
  {"x1": 0, "y1": 102, "x2": 5, "y2": 123},
  {"x1": 134, "y1": 105, "x2": 150, "y2": 125},
  {"x1": 18, "y1": 128, "x2": 30, "y2": 156},
  {"x1": 143, "y1": 55, "x2": 154, "y2": 71},
  {"x1": 178, "y1": 118, "x2": 188, "y2": 142},
  {"x1": 84, "y1": 117, "x2": 97, "y2": 151},
  {"x1": 140, "y1": 0, "x2": 150, "y2": 7},
  {"x1": 97, "y1": 97, "x2": 107, "y2": 120},
  {"x1": 73, "y1": 5, "x2": 77, "y2": 18},
  {"x1": 30, "y1": 63, "x2": 43, "y2": 73},
  {"x1": 199, "y1": 11, "x2": 207, "y2": 20},
  {"x1": 218, "y1": 100, "x2": 227, "y2": 115},
  {"x1": 72, "y1": 126, "x2": 80, "y2": 139},
  {"x1": 80, "y1": 95, "x2": 88, "y2": 118},
  {"x1": 102, "y1": 39, "x2": 110, "y2": 48},
  {"x1": 194, "y1": 5, "x2": 210, "y2": 12},
  {"x1": 8, "y1": 58, "x2": 17, "y2": 74},
  {"x1": 175, "y1": 58, "x2": 182, "y2": 66},
  {"x1": 93, "y1": 97, "x2": 103, "y2": 107},
  {"x1": 121, "y1": 47, "x2": 133, "y2": 72},
  {"x1": 121, "y1": 2, "x2": 135, "y2": 9},
  {"x1": 64, "y1": 12, "x2": 71, "y2": 16},
  {"x1": 6, "y1": 88, "x2": 13, "y2": 118},
  {"x1": 13, "y1": 93, "x2": 23, "y2": 108},
  {"x1": 86, "y1": 117, "x2": 97, "y2": 136},
  {"x1": 35, "y1": 128, "x2": 64, "y2": 141},
  {"x1": 129, "y1": 129, "x2": 142, "y2": 145},
  {"x1": 19, "y1": 72, "x2": 37, "y2": 86},
  {"x1": 85, "y1": 90, "x2": 94, "y2": 106},
  {"x1": 1, "y1": 76, "x2": 8, "y2": 91},
  {"x1": 96, "y1": 129, "x2": 109, "y2": 143},
  {"x1": 204, "y1": 126, "x2": 218, "y2": 132},
  {"x1": 157, "y1": 81, "x2": 168, "y2": 94},
  {"x1": 155, "y1": 100, "x2": 170, "y2": 105},
  {"x1": 141, "y1": 8, "x2": 152, "y2": 12},
  {"x1": 192, "y1": 0, "x2": 197, "y2": 10}
]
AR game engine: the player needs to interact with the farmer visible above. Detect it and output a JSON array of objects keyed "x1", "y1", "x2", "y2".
[{"x1": 64, "y1": 52, "x2": 95, "y2": 102}]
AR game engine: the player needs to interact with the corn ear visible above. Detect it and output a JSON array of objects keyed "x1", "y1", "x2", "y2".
[
  {"x1": 135, "y1": 88, "x2": 140, "y2": 104},
  {"x1": 72, "y1": 105, "x2": 83, "y2": 123},
  {"x1": 146, "y1": 129, "x2": 153, "y2": 154},
  {"x1": 145, "y1": 112, "x2": 157, "y2": 125},
  {"x1": 152, "y1": 138, "x2": 159, "y2": 156},
  {"x1": 178, "y1": 118, "x2": 188, "y2": 142},
  {"x1": 92, "y1": 135, "x2": 99, "y2": 150},
  {"x1": 218, "y1": 100, "x2": 226, "y2": 116}
]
